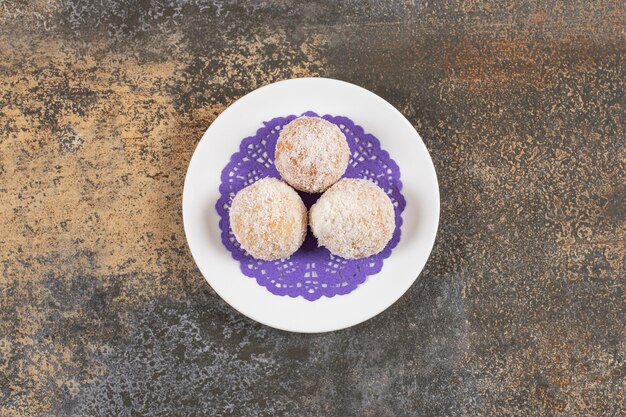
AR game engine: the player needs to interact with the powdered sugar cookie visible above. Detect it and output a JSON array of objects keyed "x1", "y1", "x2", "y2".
[{"x1": 275, "y1": 116, "x2": 349, "y2": 193}]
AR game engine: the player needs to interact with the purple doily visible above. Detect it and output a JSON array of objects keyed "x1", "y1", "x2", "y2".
[{"x1": 216, "y1": 112, "x2": 406, "y2": 301}]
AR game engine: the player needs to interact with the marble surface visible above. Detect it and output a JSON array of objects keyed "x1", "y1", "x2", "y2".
[{"x1": 0, "y1": 1, "x2": 624, "y2": 415}]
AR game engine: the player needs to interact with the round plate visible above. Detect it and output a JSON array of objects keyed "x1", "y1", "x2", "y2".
[{"x1": 183, "y1": 78, "x2": 439, "y2": 333}]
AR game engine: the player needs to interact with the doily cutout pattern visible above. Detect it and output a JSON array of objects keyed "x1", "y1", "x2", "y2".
[{"x1": 216, "y1": 112, "x2": 406, "y2": 301}]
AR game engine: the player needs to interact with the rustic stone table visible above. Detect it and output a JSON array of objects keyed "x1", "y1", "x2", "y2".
[{"x1": 1, "y1": 1, "x2": 623, "y2": 415}]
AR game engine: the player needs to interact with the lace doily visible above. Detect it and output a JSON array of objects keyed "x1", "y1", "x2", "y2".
[{"x1": 216, "y1": 112, "x2": 406, "y2": 301}]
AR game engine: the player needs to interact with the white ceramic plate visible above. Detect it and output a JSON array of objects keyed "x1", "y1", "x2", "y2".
[{"x1": 183, "y1": 78, "x2": 439, "y2": 333}]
